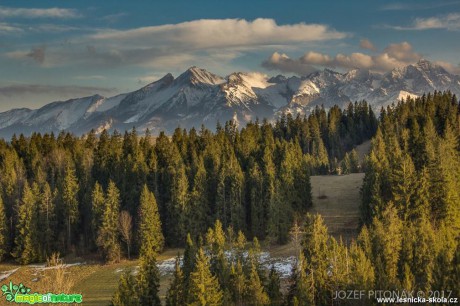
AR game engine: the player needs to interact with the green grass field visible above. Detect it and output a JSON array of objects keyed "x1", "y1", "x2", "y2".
[{"x1": 310, "y1": 173, "x2": 364, "y2": 243}]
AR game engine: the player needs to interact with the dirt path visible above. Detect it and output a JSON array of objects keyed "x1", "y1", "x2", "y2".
[{"x1": 309, "y1": 173, "x2": 364, "y2": 243}]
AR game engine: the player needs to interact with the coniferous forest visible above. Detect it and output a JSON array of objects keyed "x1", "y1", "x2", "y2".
[{"x1": 0, "y1": 94, "x2": 459, "y2": 305}]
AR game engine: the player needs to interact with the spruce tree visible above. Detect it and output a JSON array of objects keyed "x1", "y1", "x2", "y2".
[
  {"x1": 229, "y1": 260, "x2": 246, "y2": 306},
  {"x1": 302, "y1": 214, "x2": 329, "y2": 303},
  {"x1": 91, "y1": 181, "x2": 105, "y2": 247},
  {"x1": 37, "y1": 183, "x2": 55, "y2": 259},
  {"x1": 137, "y1": 250, "x2": 161, "y2": 306},
  {"x1": 267, "y1": 266, "x2": 283, "y2": 306},
  {"x1": 111, "y1": 271, "x2": 137, "y2": 306},
  {"x1": 0, "y1": 193, "x2": 8, "y2": 261},
  {"x1": 287, "y1": 252, "x2": 314, "y2": 306},
  {"x1": 348, "y1": 241, "x2": 374, "y2": 291},
  {"x1": 188, "y1": 247, "x2": 223, "y2": 306},
  {"x1": 97, "y1": 180, "x2": 121, "y2": 263},
  {"x1": 62, "y1": 165, "x2": 79, "y2": 250},
  {"x1": 12, "y1": 182, "x2": 39, "y2": 264},
  {"x1": 371, "y1": 203, "x2": 402, "y2": 289},
  {"x1": 245, "y1": 261, "x2": 270, "y2": 305},
  {"x1": 166, "y1": 256, "x2": 185, "y2": 306},
  {"x1": 138, "y1": 184, "x2": 164, "y2": 256}
]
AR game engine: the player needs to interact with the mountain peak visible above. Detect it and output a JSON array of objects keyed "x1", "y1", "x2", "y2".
[
  {"x1": 177, "y1": 66, "x2": 224, "y2": 85},
  {"x1": 415, "y1": 58, "x2": 436, "y2": 71}
]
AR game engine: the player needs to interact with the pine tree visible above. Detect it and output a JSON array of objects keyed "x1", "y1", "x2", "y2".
[
  {"x1": 12, "y1": 182, "x2": 39, "y2": 264},
  {"x1": 188, "y1": 247, "x2": 223, "y2": 306},
  {"x1": 371, "y1": 203, "x2": 403, "y2": 289},
  {"x1": 111, "y1": 271, "x2": 138, "y2": 306},
  {"x1": 62, "y1": 165, "x2": 79, "y2": 250},
  {"x1": 267, "y1": 266, "x2": 283, "y2": 306},
  {"x1": 411, "y1": 219, "x2": 435, "y2": 292},
  {"x1": 138, "y1": 184, "x2": 164, "y2": 256},
  {"x1": 91, "y1": 181, "x2": 105, "y2": 247},
  {"x1": 245, "y1": 261, "x2": 270, "y2": 305},
  {"x1": 410, "y1": 167, "x2": 430, "y2": 220},
  {"x1": 349, "y1": 148, "x2": 360, "y2": 172},
  {"x1": 229, "y1": 260, "x2": 246, "y2": 306},
  {"x1": 166, "y1": 256, "x2": 185, "y2": 306},
  {"x1": 341, "y1": 152, "x2": 351, "y2": 174},
  {"x1": 287, "y1": 252, "x2": 314, "y2": 306},
  {"x1": 348, "y1": 241, "x2": 374, "y2": 291},
  {"x1": 137, "y1": 251, "x2": 161, "y2": 306},
  {"x1": 188, "y1": 159, "x2": 209, "y2": 237},
  {"x1": 97, "y1": 180, "x2": 121, "y2": 263},
  {"x1": 390, "y1": 153, "x2": 415, "y2": 220},
  {"x1": 302, "y1": 214, "x2": 329, "y2": 303},
  {"x1": 37, "y1": 182, "x2": 55, "y2": 259},
  {"x1": 0, "y1": 193, "x2": 8, "y2": 261}
]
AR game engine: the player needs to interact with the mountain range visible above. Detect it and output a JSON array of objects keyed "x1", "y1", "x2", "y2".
[{"x1": 1, "y1": 59, "x2": 459, "y2": 138}]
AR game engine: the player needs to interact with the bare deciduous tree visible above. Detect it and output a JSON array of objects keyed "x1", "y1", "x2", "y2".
[{"x1": 118, "y1": 210, "x2": 133, "y2": 259}]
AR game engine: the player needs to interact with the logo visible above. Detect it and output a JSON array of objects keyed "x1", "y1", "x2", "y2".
[{"x1": 1, "y1": 281, "x2": 82, "y2": 304}]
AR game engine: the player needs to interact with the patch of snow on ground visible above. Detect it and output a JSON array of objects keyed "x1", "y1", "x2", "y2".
[
  {"x1": 28, "y1": 262, "x2": 85, "y2": 271},
  {"x1": 0, "y1": 268, "x2": 19, "y2": 281},
  {"x1": 155, "y1": 251, "x2": 295, "y2": 278}
]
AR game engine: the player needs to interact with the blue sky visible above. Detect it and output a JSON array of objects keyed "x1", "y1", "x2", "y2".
[{"x1": 0, "y1": 0, "x2": 460, "y2": 111}]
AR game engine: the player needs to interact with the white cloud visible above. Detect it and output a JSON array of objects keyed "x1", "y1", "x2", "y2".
[
  {"x1": 0, "y1": 22, "x2": 23, "y2": 33},
  {"x1": 0, "y1": 6, "x2": 79, "y2": 19},
  {"x1": 389, "y1": 13, "x2": 460, "y2": 31},
  {"x1": 262, "y1": 52, "x2": 316, "y2": 75},
  {"x1": 263, "y1": 42, "x2": 424, "y2": 74},
  {"x1": 90, "y1": 18, "x2": 347, "y2": 50},
  {"x1": 4, "y1": 18, "x2": 347, "y2": 71},
  {"x1": 360, "y1": 39, "x2": 376, "y2": 51}
]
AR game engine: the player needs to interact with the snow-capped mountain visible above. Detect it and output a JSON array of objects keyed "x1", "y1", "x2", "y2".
[{"x1": 0, "y1": 60, "x2": 459, "y2": 138}]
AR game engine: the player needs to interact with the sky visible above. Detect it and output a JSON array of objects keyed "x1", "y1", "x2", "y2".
[{"x1": 0, "y1": 0, "x2": 460, "y2": 111}]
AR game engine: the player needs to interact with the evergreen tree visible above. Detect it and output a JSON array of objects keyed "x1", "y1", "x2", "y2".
[
  {"x1": 0, "y1": 193, "x2": 8, "y2": 261},
  {"x1": 390, "y1": 153, "x2": 415, "y2": 220},
  {"x1": 62, "y1": 165, "x2": 79, "y2": 250},
  {"x1": 267, "y1": 266, "x2": 283, "y2": 306},
  {"x1": 12, "y1": 182, "x2": 39, "y2": 264},
  {"x1": 97, "y1": 181, "x2": 121, "y2": 262},
  {"x1": 229, "y1": 260, "x2": 246, "y2": 306},
  {"x1": 182, "y1": 234, "x2": 197, "y2": 287},
  {"x1": 91, "y1": 181, "x2": 105, "y2": 247},
  {"x1": 188, "y1": 247, "x2": 223, "y2": 306},
  {"x1": 166, "y1": 256, "x2": 185, "y2": 306},
  {"x1": 245, "y1": 261, "x2": 270, "y2": 305},
  {"x1": 37, "y1": 182, "x2": 55, "y2": 259},
  {"x1": 348, "y1": 241, "x2": 374, "y2": 291},
  {"x1": 371, "y1": 203, "x2": 402, "y2": 289},
  {"x1": 302, "y1": 214, "x2": 329, "y2": 304},
  {"x1": 111, "y1": 271, "x2": 138, "y2": 306},
  {"x1": 137, "y1": 251, "x2": 161, "y2": 306},
  {"x1": 287, "y1": 252, "x2": 314, "y2": 306},
  {"x1": 138, "y1": 184, "x2": 164, "y2": 256}
]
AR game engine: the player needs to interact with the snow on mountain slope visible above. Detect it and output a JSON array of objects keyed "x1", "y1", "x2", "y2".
[
  {"x1": 0, "y1": 60, "x2": 459, "y2": 138},
  {"x1": 0, "y1": 108, "x2": 33, "y2": 129},
  {"x1": 86, "y1": 94, "x2": 127, "y2": 114},
  {"x1": 222, "y1": 72, "x2": 288, "y2": 109}
]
